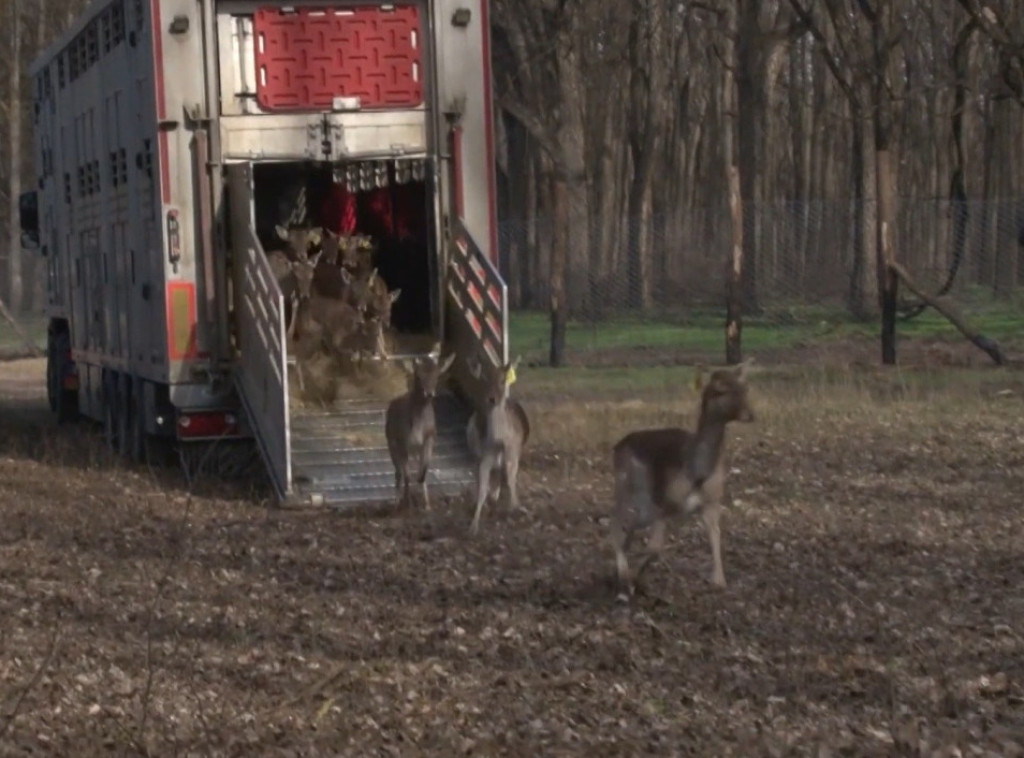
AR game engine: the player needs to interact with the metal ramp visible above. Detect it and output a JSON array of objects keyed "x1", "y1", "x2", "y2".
[
  {"x1": 289, "y1": 392, "x2": 477, "y2": 508},
  {"x1": 226, "y1": 163, "x2": 507, "y2": 510}
]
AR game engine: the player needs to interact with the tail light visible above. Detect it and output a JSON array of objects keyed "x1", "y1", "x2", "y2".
[{"x1": 177, "y1": 411, "x2": 239, "y2": 439}]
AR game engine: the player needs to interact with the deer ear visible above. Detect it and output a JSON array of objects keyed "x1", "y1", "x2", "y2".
[
  {"x1": 389, "y1": 289, "x2": 402, "y2": 304},
  {"x1": 275, "y1": 224, "x2": 289, "y2": 241},
  {"x1": 735, "y1": 358, "x2": 754, "y2": 382},
  {"x1": 439, "y1": 353, "x2": 456, "y2": 374},
  {"x1": 324, "y1": 227, "x2": 338, "y2": 240},
  {"x1": 692, "y1": 364, "x2": 707, "y2": 392}
]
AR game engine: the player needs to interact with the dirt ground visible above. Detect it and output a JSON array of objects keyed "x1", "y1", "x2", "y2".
[{"x1": 1, "y1": 353, "x2": 1023, "y2": 757}]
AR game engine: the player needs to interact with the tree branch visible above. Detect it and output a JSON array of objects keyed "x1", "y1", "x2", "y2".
[
  {"x1": 889, "y1": 260, "x2": 1006, "y2": 366},
  {"x1": 788, "y1": 0, "x2": 858, "y2": 105},
  {"x1": 498, "y1": 94, "x2": 563, "y2": 169}
]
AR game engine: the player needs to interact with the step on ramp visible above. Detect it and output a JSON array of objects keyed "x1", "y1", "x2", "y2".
[{"x1": 289, "y1": 392, "x2": 477, "y2": 508}]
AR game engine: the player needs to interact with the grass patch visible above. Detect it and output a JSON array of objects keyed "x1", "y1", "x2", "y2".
[
  {"x1": 511, "y1": 360, "x2": 1024, "y2": 457},
  {"x1": 0, "y1": 312, "x2": 47, "y2": 354},
  {"x1": 508, "y1": 297, "x2": 1024, "y2": 364}
]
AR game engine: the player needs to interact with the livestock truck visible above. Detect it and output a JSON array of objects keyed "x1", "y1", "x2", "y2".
[{"x1": 19, "y1": 0, "x2": 508, "y2": 506}]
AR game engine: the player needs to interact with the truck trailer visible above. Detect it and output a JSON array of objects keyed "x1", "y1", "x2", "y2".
[{"x1": 20, "y1": 0, "x2": 508, "y2": 507}]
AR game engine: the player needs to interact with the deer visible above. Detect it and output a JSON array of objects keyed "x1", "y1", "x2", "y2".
[
  {"x1": 286, "y1": 250, "x2": 369, "y2": 393},
  {"x1": 384, "y1": 349, "x2": 457, "y2": 510},
  {"x1": 608, "y1": 361, "x2": 755, "y2": 597},
  {"x1": 320, "y1": 228, "x2": 376, "y2": 273},
  {"x1": 466, "y1": 356, "x2": 530, "y2": 535},
  {"x1": 269, "y1": 225, "x2": 323, "y2": 340}
]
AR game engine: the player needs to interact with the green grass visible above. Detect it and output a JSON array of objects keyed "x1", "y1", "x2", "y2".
[
  {"x1": 513, "y1": 360, "x2": 1021, "y2": 403},
  {"x1": 0, "y1": 313, "x2": 47, "y2": 353},
  {"x1": 508, "y1": 297, "x2": 1024, "y2": 364}
]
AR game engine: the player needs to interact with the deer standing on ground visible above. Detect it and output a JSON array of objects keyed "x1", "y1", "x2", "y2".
[
  {"x1": 609, "y1": 361, "x2": 755, "y2": 596},
  {"x1": 466, "y1": 356, "x2": 530, "y2": 535},
  {"x1": 384, "y1": 350, "x2": 457, "y2": 509}
]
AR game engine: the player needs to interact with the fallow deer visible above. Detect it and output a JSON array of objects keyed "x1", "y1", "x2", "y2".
[
  {"x1": 270, "y1": 225, "x2": 323, "y2": 340},
  {"x1": 609, "y1": 361, "x2": 755, "y2": 596},
  {"x1": 466, "y1": 356, "x2": 530, "y2": 535},
  {"x1": 384, "y1": 350, "x2": 457, "y2": 509},
  {"x1": 320, "y1": 229, "x2": 375, "y2": 274}
]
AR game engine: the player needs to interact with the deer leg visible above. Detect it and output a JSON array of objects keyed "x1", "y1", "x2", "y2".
[
  {"x1": 400, "y1": 462, "x2": 413, "y2": 509},
  {"x1": 293, "y1": 357, "x2": 306, "y2": 395},
  {"x1": 505, "y1": 451, "x2": 522, "y2": 512},
  {"x1": 286, "y1": 294, "x2": 300, "y2": 341},
  {"x1": 633, "y1": 517, "x2": 667, "y2": 582},
  {"x1": 608, "y1": 517, "x2": 635, "y2": 592},
  {"x1": 419, "y1": 437, "x2": 435, "y2": 511},
  {"x1": 470, "y1": 454, "x2": 494, "y2": 536},
  {"x1": 393, "y1": 466, "x2": 403, "y2": 507},
  {"x1": 702, "y1": 502, "x2": 726, "y2": 588}
]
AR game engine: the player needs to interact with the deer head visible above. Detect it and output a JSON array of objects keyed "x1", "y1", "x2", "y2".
[
  {"x1": 694, "y1": 360, "x2": 755, "y2": 424},
  {"x1": 470, "y1": 355, "x2": 521, "y2": 409},
  {"x1": 403, "y1": 348, "x2": 457, "y2": 401},
  {"x1": 275, "y1": 224, "x2": 322, "y2": 262}
]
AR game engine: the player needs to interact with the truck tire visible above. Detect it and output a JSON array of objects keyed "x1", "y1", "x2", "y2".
[
  {"x1": 117, "y1": 376, "x2": 133, "y2": 459},
  {"x1": 46, "y1": 332, "x2": 58, "y2": 412},
  {"x1": 53, "y1": 331, "x2": 79, "y2": 424},
  {"x1": 128, "y1": 388, "x2": 148, "y2": 464},
  {"x1": 102, "y1": 373, "x2": 119, "y2": 450}
]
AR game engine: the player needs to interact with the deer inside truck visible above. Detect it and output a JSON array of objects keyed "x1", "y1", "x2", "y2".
[{"x1": 22, "y1": 0, "x2": 508, "y2": 507}]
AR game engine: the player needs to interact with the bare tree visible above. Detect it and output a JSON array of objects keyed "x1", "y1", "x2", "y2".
[{"x1": 494, "y1": 0, "x2": 589, "y2": 367}]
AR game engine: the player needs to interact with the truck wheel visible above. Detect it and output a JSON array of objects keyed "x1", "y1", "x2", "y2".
[
  {"x1": 117, "y1": 377, "x2": 133, "y2": 459},
  {"x1": 46, "y1": 332, "x2": 58, "y2": 412},
  {"x1": 53, "y1": 332, "x2": 79, "y2": 424},
  {"x1": 102, "y1": 373, "x2": 119, "y2": 450},
  {"x1": 128, "y1": 389, "x2": 148, "y2": 464}
]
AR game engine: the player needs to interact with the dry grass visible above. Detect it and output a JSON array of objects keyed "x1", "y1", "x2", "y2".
[
  {"x1": 289, "y1": 353, "x2": 411, "y2": 410},
  {"x1": 1, "y1": 355, "x2": 1023, "y2": 755}
]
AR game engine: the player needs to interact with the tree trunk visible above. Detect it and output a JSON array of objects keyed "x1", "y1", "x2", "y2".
[
  {"x1": 723, "y1": 2, "x2": 743, "y2": 363},
  {"x1": 848, "y1": 103, "x2": 878, "y2": 319},
  {"x1": 877, "y1": 148, "x2": 898, "y2": 365},
  {"x1": 726, "y1": 166, "x2": 744, "y2": 364},
  {"x1": 735, "y1": 3, "x2": 761, "y2": 315},
  {"x1": 549, "y1": 172, "x2": 568, "y2": 367},
  {"x1": 7, "y1": 0, "x2": 24, "y2": 314},
  {"x1": 625, "y1": 0, "x2": 663, "y2": 311},
  {"x1": 555, "y1": 24, "x2": 589, "y2": 314}
]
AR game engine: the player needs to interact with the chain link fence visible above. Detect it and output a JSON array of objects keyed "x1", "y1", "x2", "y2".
[{"x1": 499, "y1": 197, "x2": 1024, "y2": 366}]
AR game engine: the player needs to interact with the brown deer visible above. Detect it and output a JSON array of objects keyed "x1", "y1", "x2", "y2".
[
  {"x1": 287, "y1": 253, "x2": 367, "y2": 392},
  {"x1": 466, "y1": 356, "x2": 530, "y2": 535},
  {"x1": 609, "y1": 361, "x2": 755, "y2": 596},
  {"x1": 269, "y1": 225, "x2": 323, "y2": 339},
  {"x1": 384, "y1": 350, "x2": 457, "y2": 509}
]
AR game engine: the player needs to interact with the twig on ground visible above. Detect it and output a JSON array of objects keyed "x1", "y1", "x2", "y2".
[{"x1": 0, "y1": 619, "x2": 62, "y2": 739}]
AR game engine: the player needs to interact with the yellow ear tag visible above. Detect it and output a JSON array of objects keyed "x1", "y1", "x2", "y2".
[{"x1": 506, "y1": 367, "x2": 517, "y2": 387}]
